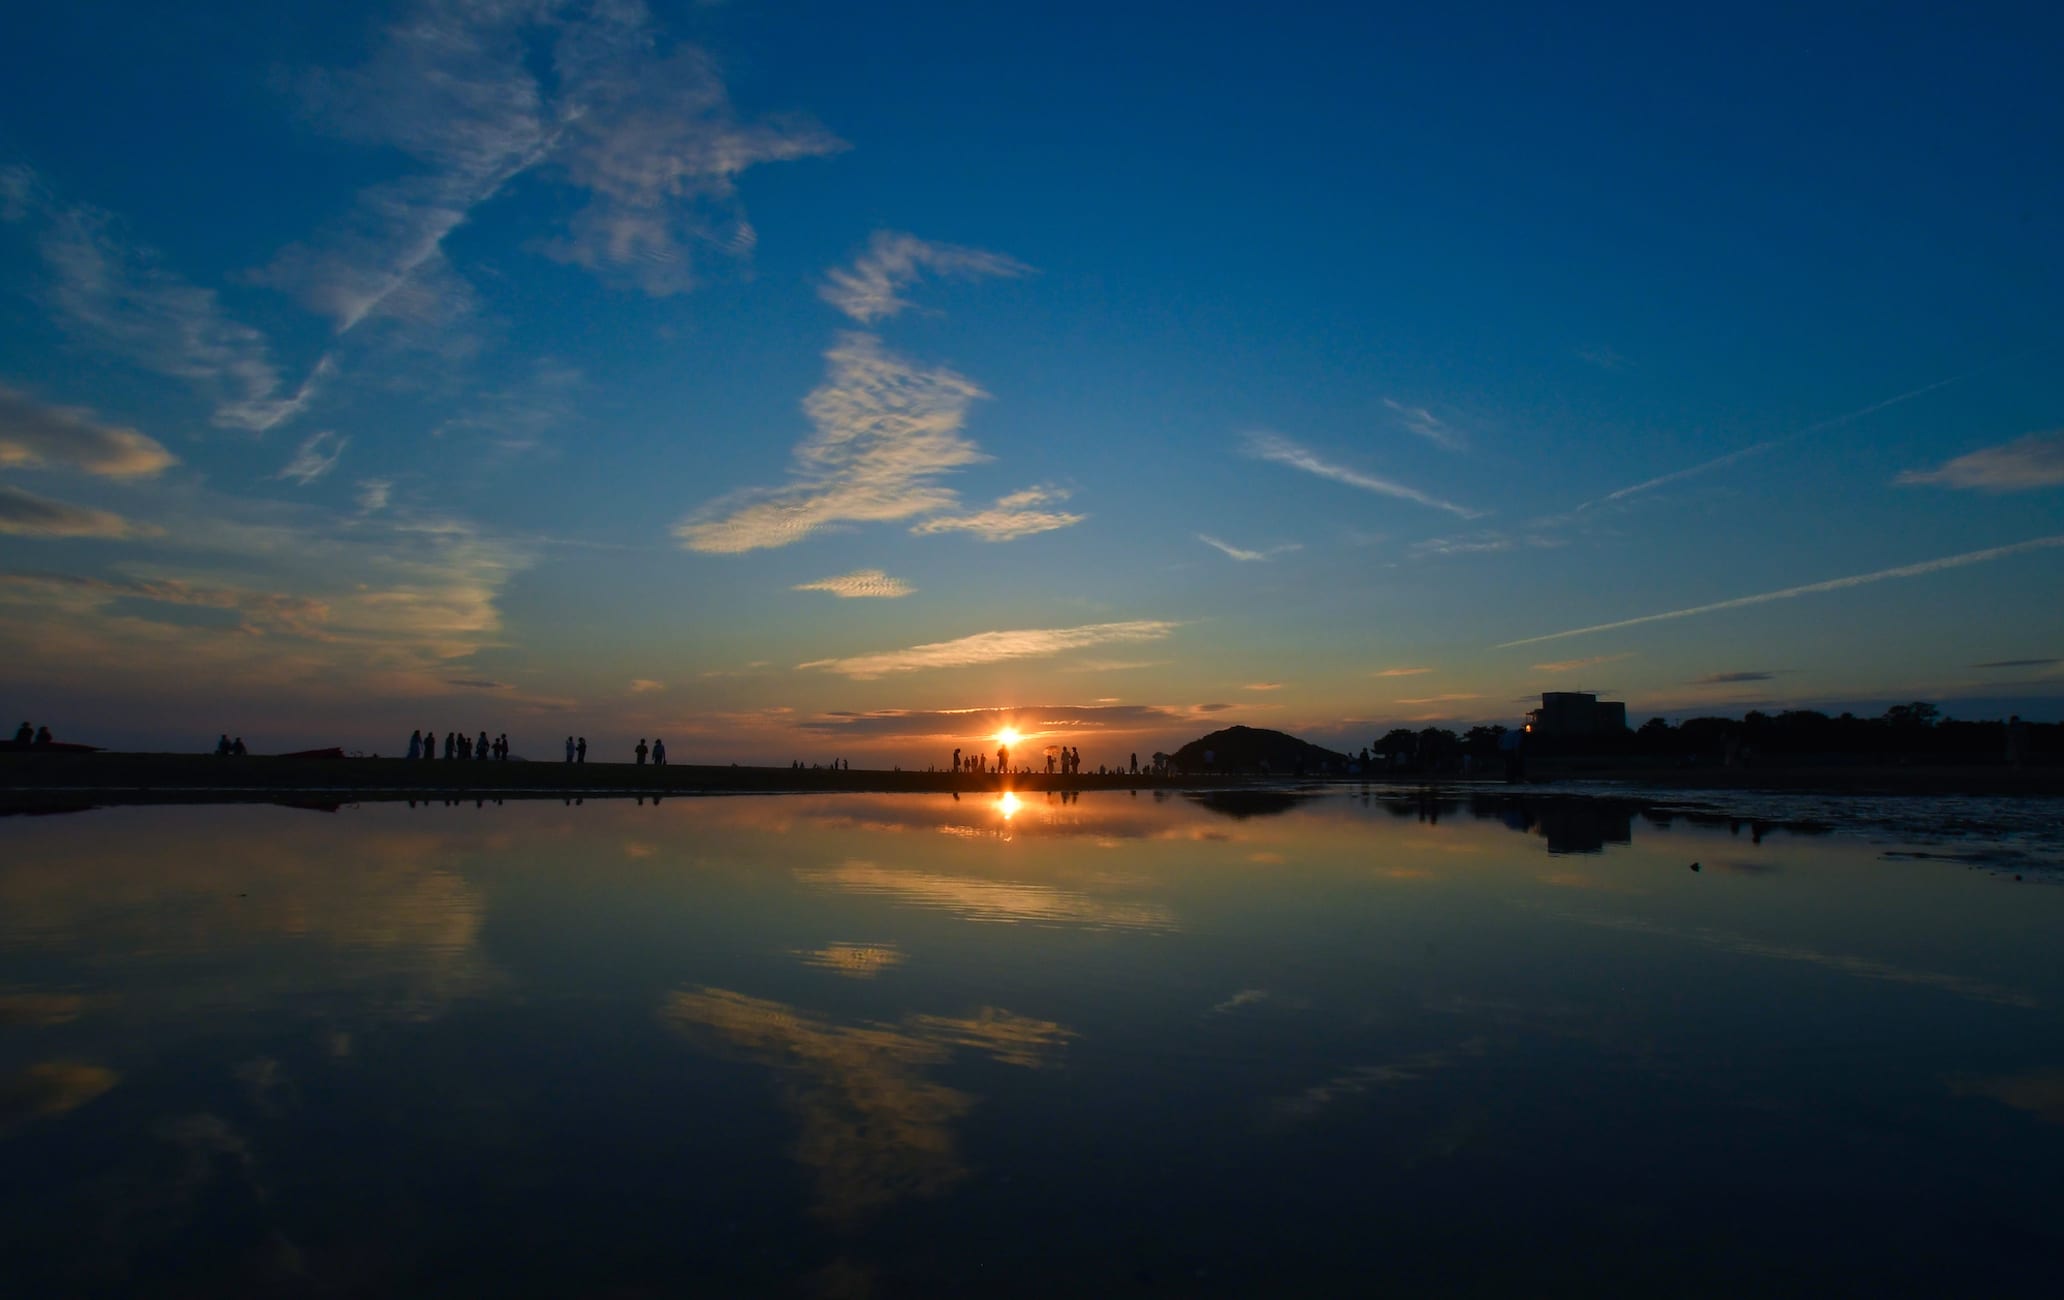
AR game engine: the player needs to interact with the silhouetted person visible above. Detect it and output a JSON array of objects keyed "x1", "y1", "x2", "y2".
[
  {"x1": 576, "y1": 736, "x2": 587, "y2": 764},
  {"x1": 635, "y1": 739, "x2": 648, "y2": 765},
  {"x1": 445, "y1": 731, "x2": 456, "y2": 760},
  {"x1": 35, "y1": 725, "x2": 53, "y2": 746},
  {"x1": 565, "y1": 735, "x2": 575, "y2": 763},
  {"x1": 477, "y1": 730, "x2": 489, "y2": 761},
  {"x1": 407, "y1": 729, "x2": 423, "y2": 760},
  {"x1": 1130, "y1": 752, "x2": 1138, "y2": 774},
  {"x1": 653, "y1": 738, "x2": 667, "y2": 766},
  {"x1": 953, "y1": 747, "x2": 961, "y2": 774},
  {"x1": 216, "y1": 733, "x2": 232, "y2": 757},
  {"x1": 13, "y1": 722, "x2": 30, "y2": 744},
  {"x1": 231, "y1": 736, "x2": 246, "y2": 756},
  {"x1": 498, "y1": 733, "x2": 509, "y2": 761},
  {"x1": 422, "y1": 724, "x2": 433, "y2": 758},
  {"x1": 997, "y1": 744, "x2": 1008, "y2": 773}
]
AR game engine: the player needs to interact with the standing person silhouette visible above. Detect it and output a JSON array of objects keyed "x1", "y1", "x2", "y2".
[
  {"x1": 997, "y1": 743, "x2": 1009, "y2": 774},
  {"x1": 444, "y1": 732, "x2": 456, "y2": 760},
  {"x1": 635, "y1": 739, "x2": 649, "y2": 766},
  {"x1": 952, "y1": 747, "x2": 961, "y2": 774},
  {"x1": 408, "y1": 729, "x2": 422, "y2": 760},
  {"x1": 576, "y1": 737, "x2": 587, "y2": 764},
  {"x1": 653, "y1": 738, "x2": 667, "y2": 766},
  {"x1": 477, "y1": 730, "x2": 489, "y2": 761},
  {"x1": 13, "y1": 721, "x2": 31, "y2": 744},
  {"x1": 423, "y1": 725, "x2": 434, "y2": 758},
  {"x1": 565, "y1": 735, "x2": 575, "y2": 763}
]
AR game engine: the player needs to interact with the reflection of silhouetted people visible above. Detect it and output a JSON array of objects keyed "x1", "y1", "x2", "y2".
[
  {"x1": 13, "y1": 722, "x2": 31, "y2": 744},
  {"x1": 407, "y1": 729, "x2": 422, "y2": 760},
  {"x1": 576, "y1": 736, "x2": 587, "y2": 763},
  {"x1": 635, "y1": 739, "x2": 648, "y2": 765},
  {"x1": 653, "y1": 738, "x2": 667, "y2": 766}
]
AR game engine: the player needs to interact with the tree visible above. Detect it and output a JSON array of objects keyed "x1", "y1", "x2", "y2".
[{"x1": 1882, "y1": 701, "x2": 1940, "y2": 729}]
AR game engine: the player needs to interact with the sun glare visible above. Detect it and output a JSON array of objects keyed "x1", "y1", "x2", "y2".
[
  {"x1": 997, "y1": 791, "x2": 1022, "y2": 820},
  {"x1": 996, "y1": 726, "x2": 1022, "y2": 746}
]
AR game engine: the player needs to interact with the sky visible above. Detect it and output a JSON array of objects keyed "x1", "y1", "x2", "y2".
[{"x1": 1, "y1": 0, "x2": 2060, "y2": 764}]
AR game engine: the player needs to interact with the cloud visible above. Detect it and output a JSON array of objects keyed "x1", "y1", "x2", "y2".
[
  {"x1": 1691, "y1": 670, "x2": 1779, "y2": 684},
  {"x1": 1498, "y1": 534, "x2": 2064, "y2": 647},
  {"x1": 1898, "y1": 431, "x2": 2064, "y2": 492},
  {"x1": 910, "y1": 486, "x2": 1083, "y2": 542},
  {"x1": 820, "y1": 231, "x2": 1030, "y2": 324},
  {"x1": 14, "y1": 175, "x2": 322, "y2": 432},
  {"x1": 800, "y1": 620, "x2": 1178, "y2": 679},
  {"x1": 1382, "y1": 398, "x2": 1464, "y2": 451},
  {"x1": 1975, "y1": 657, "x2": 2058, "y2": 669},
  {"x1": 1409, "y1": 530, "x2": 1565, "y2": 557},
  {"x1": 277, "y1": 431, "x2": 347, "y2": 484},
  {"x1": 444, "y1": 677, "x2": 509, "y2": 689},
  {"x1": 1576, "y1": 344, "x2": 1627, "y2": 370},
  {"x1": 1393, "y1": 693, "x2": 1482, "y2": 705},
  {"x1": 1196, "y1": 533, "x2": 1301, "y2": 562},
  {"x1": 1246, "y1": 433, "x2": 1483, "y2": 518},
  {"x1": 794, "y1": 702, "x2": 1200, "y2": 739},
  {"x1": 1372, "y1": 666, "x2": 1433, "y2": 677},
  {"x1": 0, "y1": 485, "x2": 156, "y2": 539},
  {"x1": 628, "y1": 678, "x2": 666, "y2": 694},
  {"x1": 675, "y1": 333, "x2": 988, "y2": 552},
  {"x1": 1243, "y1": 682, "x2": 1283, "y2": 691},
  {"x1": 794, "y1": 569, "x2": 915, "y2": 598},
  {"x1": 270, "y1": 0, "x2": 843, "y2": 323},
  {"x1": 1533, "y1": 653, "x2": 1633, "y2": 673},
  {"x1": 0, "y1": 386, "x2": 177, "y2": 477},
  {"x1": 356, "y1": 478, "x2": 392, "y2": 513}
]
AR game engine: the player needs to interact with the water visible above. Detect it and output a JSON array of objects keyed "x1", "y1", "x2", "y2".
[{"x1": 2, "y1": 789, "x2": 2060, "y2": 1297}]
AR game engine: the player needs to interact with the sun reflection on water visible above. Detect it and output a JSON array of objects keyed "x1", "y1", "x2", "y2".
[{"x1": 997, "y1": 791, "x2": 1022, "y2": 820}]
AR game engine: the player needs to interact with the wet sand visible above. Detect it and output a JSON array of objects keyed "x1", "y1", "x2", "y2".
[{"x1": 2, "y1": 750, "x2": 2058, "y2": 813}]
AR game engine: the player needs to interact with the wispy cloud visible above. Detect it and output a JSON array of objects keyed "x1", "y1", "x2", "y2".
[
  {"x1": 355, "y1": 478, "x2": 393, "y2": 513},
  {"x1": 1691, "y1": 670, "x2": 1780, "y2": 684},
  {"x1": 1897, "y1": 431, "x2": 2064, "y2": 492},
  {"x1": 677, "y1": 334, "x2": 986, "y2": 552},
  {"x1": 820, "y1": 231, "x2": 1030, "y2": 324},
  {"x1": 801, "y1": 620, "x2": 1178, "y2": 679},
  {"x1": 1975, "y1": 657, "x2": 2058, "y2": 670},
  {"x1": 1382, "y1": 398, "x2": 1465, "y2": 451},
  {"x1": 1574, "y1": 440, "x2": 1780, "y2": 513},
  {"x1": 0, "y1": 386, "x2": 176, "y2": 477},
  {"x1": 0, "y1": 485, "x2": 157, "y2": 539},
  {"x1": 277, "y1": 431, "x2": 347, "y2": 484},
  {"x1": 12, "y1": 172, "x2": 322, "y2": 432},
  {"x1": 628, "y1": 678, "x2": 666, "y2": 694},
  {"x1": 1533, "y1": 653, "x2": 1633, "y2": 673},
  {"x1": 1243, "y1": 682, "x2": 1284, "y2": 691},
  {"x1": 910, "y1": 486, "x2": 1083, "y2": 541},
  {"x1": 1246, "y1": 433, "x2": 1483, "y2": 518},
  {"x1": 1498, "y1": 534, "x2": 2064, "y2": 647},
  {"x1": 1410, "y1": 529, "x2": 1564, "y2": 558},
  {"x1": 268, "y1": 0, "x2": 843, "y2": 324},
  {"x1": 1196, "y1": 533, "x2": 1301, "y2": 562},
  {"x1": 1372, "y1": 666, "x2": 1433, "y2": 678},
  {"x1": 793, "y1": 569, "x2": 915, "y2": 599},
  {"x1": 1394, "y1": 693, "x2": 1482, "y2": 705}
]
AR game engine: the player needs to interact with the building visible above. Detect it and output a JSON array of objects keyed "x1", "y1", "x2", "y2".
[{"x1": 1526, "y1": 691, "x2": 1627, "y2": 738}]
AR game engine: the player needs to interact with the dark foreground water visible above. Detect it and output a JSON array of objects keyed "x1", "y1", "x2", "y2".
[{"x1": 3, "y1": 789, "x2": 2060, "y2": 1297}]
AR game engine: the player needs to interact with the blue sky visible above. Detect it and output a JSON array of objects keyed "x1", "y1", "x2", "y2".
[{"x1": 1, "y1": 0, "x2": 2059, "y2": 761}]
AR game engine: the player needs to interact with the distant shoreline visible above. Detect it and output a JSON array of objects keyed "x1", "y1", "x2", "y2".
[{"x1": 2, "y1": 750, "x2": 2060, "y2": 813}]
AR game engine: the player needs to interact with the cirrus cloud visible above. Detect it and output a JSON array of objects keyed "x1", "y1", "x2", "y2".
[
  {"x1": 820, "y1": 231, "x2": 1030, "y2": 324},
  {"x1": 1897, "y1": 431, "x2": 2064, "y2": 492},
  {"x1": 801, "y1": 620, "x2": 1179, "y2": 679},
  {"x1": 794, "y1": 569, "x2": 915, "y2": 599}
]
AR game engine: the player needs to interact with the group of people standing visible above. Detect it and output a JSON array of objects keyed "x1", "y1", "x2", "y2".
[
  {"x1": 409, "y1": 729, "x2": 508, "y2": 761},
  {"x1": 633, "y1": 738, "x2": 667, "y2": 766},
  {"x1": 12, "y1": 722, "x2": 55, "y2": 746}
]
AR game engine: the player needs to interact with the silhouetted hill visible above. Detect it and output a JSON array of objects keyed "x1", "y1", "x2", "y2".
[{"x1": 1170, "y1": 726, "x2": 1348, "y2": 774}]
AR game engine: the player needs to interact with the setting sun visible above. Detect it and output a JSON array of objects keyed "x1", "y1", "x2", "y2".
[{"x1": 996, "y1": 727, "x2": 1022, "y2": 746}]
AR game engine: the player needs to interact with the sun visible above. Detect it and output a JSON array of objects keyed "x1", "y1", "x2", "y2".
[{"x1": 996, "y1": 726, "x2": 1022, "y2": 746}]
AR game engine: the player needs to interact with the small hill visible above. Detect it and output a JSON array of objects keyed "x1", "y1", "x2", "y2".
[{"x1": 1169, "y1": 725, "x2": 1348, "y2": 774}]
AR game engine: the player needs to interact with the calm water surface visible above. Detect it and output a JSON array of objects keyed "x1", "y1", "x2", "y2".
[{"x1": 3, "y1": 789, "x2": 2060, "y2": 1297}]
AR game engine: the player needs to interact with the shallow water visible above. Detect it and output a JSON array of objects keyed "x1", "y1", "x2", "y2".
[{"x1": 2, "y1": 789, "x2": 2060, "y2": 1297}]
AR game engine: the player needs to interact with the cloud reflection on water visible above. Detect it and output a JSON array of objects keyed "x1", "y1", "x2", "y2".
[
  {"x1": 661, "y1": 988, "x2": 1070, "y2": 1223},
  {"x1": 795, "y1": 859, "x2": 1177, "y2": 932}
]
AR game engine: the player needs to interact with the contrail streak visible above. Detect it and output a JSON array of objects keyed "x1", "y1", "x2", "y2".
[
  {"x1": 1496, "y1": 535, "x2": 2064, "y2": 648},
  {"x1": 1575, "y1": 347, "x2": 2052, "y2": 512}
]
